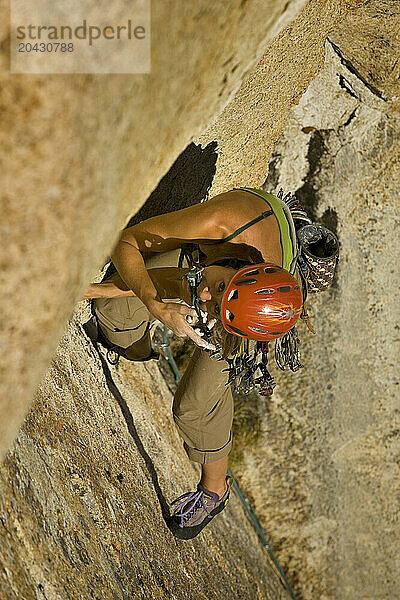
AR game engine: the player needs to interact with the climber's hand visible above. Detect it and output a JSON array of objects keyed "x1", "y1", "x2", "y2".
[
  {"x1": 148, "y1": 300, "x2": 216, "y2": 350},
  {"x1": 189, "y1": 314, "x2": 217, "y2": 337}
]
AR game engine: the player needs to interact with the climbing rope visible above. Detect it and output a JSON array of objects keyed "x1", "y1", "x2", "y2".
[{"x1": 159, "y1": 326, "x2": 299, "y2": 600}]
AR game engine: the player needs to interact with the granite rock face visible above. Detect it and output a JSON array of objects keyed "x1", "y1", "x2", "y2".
[
  {"x1": 2, "y1": 1, "x2": 397, "y2": 599},
  {"x1": 197, "y1": 0, "x2": 353, "y2": 196},
  {"x1": 234, "y1": 6, "x2": 400, "y2": 599},
  {"x1": 0, "y1": 320, "x2": 292, "y2": 600},
  {"x1": 0, "y1": 0, "x2": 308, "y2": 459}
]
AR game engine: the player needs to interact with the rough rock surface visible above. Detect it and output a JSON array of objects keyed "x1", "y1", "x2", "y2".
[
  {"x1": 0, "y1": 320, "x2": 291, "y2": 600},
  {"x1": 0, "y1": 0, "x2": 308, "y2": 459},
  {"x1": 2, "y1": 1, "x2": 397, "y2": 599},
  {"x1": 198, "y1": 0, "x2": 352, "y2": 195},
  {"x1": 329, "y1": 0, "x2": 400, "y2": 102},
  {"x1": 233, "y1": 7, "x2": 400, "y2": 598}
]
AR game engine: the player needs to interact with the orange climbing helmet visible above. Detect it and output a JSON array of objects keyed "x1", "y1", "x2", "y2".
[{"x1": 220, "y1": 263, "x2": 303, "y2": 341}]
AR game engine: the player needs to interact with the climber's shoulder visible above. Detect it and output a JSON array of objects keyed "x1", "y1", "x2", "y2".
[
  {"x1": 207, "y1": 187, "x2": 264, "y2": 212},
  {"x1": 205, "y1": 188, "x2": 270, "y2": 231},
  {"x1": 117, "y1": 188, "x2": 263, "y2": 253}
]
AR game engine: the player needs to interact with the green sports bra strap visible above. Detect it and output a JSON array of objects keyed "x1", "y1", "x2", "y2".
[{"x1": 216, "y1": 209, "x2": 274, "y2": 244}]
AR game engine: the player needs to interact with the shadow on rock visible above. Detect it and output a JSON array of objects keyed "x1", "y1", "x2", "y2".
[{"x1": 82, "y1": 319, "x2": 171, "y2": 522}]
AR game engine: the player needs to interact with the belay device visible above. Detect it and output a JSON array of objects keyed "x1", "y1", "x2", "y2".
[{"x1": 181, "y1": 244, "x2": 219, "y2": 350}]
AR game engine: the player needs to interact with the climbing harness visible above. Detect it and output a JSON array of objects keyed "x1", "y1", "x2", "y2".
[
  {"x1": 179, "y1": 250, "x2": 287, "y2": 396},
  {"x1": 179, "y1": 243, "x2": 280, "y2": 393}
]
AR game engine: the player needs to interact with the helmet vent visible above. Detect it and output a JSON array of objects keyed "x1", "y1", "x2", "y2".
[
  {"x1": 270, "y1": 331, "x2": 284, "y2": 335},
  {"x1": 277, "y1": 286, "x2": 291, "y2": 292},
  {"x1": 265, "y1": 267, "x2": 279, "y2": 273},
  {"x1": 255, "y1": 288, "x2": 275, "y2": 295},
  {"x1": 249, "y1": 326, "x2": 267, "y2": 333},
  {"x1": 236, "y1": 279, "x2": 257, "y2": 286},
  {"x1": 225, "y1": 309, "x2": 235, "y2": 322},
  {"x1": 244, "y1": 269, "x2": 259, "y2": 277},
  {"x1": 227, "y1": 289, "x2": 238, "y2": 301},
  {"x1": 228, "y1": 324, "x2": 247, "y2": 336}
]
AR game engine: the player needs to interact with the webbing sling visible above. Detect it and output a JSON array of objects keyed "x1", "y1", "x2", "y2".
[{"x1": 216, "y1": 208, "x2": 274, "y2": 243}]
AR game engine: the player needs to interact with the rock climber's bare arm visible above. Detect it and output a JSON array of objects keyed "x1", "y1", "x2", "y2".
[
  {"x1": 82, "y1": 269, "x2": 187, "y2": 301},
  {"x1": 110, "y1": 193, "x2": 242, "y2": 348},
  {"x1": 82, "y1": 273, "x2": 135, "y2": 299}
]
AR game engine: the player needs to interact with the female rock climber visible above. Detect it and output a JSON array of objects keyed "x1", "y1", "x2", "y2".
[{"x1": 84, "y1": 187, "x2": 307, "y2": 540}]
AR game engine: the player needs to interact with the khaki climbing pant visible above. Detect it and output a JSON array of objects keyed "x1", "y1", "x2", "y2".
[
  {"x1": 94, "y1": 249, "x2": 182, "y2": 348},
  {"x1": 94, "y1": 295, "x2": 154, "y2": 348},
  {"x1": 173, "y1": 348, "x2": 233, "y2": 464},
  {"x1": 93, "y1": 250, "x2": 234, "y2": 465}
]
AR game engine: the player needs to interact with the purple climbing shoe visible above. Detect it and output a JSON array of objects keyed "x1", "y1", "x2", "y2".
[{"x1": 167, "y1": 476, "x2": 232, "y2": 540}]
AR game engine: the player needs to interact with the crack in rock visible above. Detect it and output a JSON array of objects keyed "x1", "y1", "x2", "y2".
[{"x1": 328, "y1": 39, "x2": 386, "y2": 100}]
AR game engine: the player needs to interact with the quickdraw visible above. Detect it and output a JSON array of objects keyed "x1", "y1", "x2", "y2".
[
  {"x1": 223, "y1": 340, "x2": 277, "y2": 396},
  {"x1": 181, "y1": 245, "x2": 217, "y2": 345}
]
